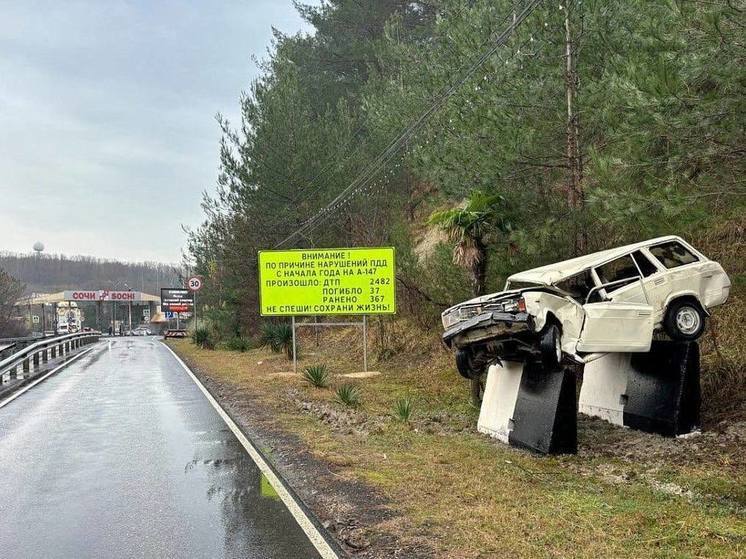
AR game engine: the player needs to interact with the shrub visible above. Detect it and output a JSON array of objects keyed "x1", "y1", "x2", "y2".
[
  {"x1": 192, "y1": 327, "x2": 215, "y2": 350},
  {"x1": 393, "y1": 396, "x2": 414, "y2": 422},
  {"x1": 225, "y1": 336, "x2": 251, "y2": 352},
  {"x1": 335, "y1": 384, "x2": 362, "y2": 408},
  {"x1": 260, "y1": 322, "x2": 295, "y2": 359},
  {"x1": 303, "y1": 364, "x2": 330, "y2": 388}
]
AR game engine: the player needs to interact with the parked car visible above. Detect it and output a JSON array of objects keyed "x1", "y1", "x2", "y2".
[
  {"x1": 441, "y1": 235, "x2": 731, "y2": 379},
  {"x1": 132, "y1": 326, "x2": 152, "y2": 336}
]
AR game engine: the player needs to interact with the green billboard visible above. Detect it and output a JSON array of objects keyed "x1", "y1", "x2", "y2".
[{"x1": 258, "y1": 247, "x2": 396, "y2": 316}]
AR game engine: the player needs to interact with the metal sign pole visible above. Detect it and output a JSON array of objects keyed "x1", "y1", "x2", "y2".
[
  {"x1": 363, "y1": 315, "x2": 368, "y2": 373},
  {"x1": 292, "y1": 316, "x2": 297, "y2": 374},
  {"x1": 194, "y1": 292, "x2": 198, "y2": 331}
]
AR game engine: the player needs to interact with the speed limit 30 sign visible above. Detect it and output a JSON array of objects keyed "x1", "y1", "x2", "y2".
[{"x1": 187, "y1": 277, "x2": 203, "y2": 292}]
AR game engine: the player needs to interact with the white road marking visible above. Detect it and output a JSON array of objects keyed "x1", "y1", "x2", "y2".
[
  {"x1": 0, "y1": 346, "x2": 96, "y2": 410},
  {"x1": 161, "y1": 342, "x2": 339, "y2": 559}
]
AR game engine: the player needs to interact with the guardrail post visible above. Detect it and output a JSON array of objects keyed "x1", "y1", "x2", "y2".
[
  {"x1": 9, "y1": 366, "x2": 17, "y2": 380},
  {"x1": 23, "y1": 358, "x2": 30, "y2": 373},
  {"x1": 33, "y1": 352, "x2": 40, "y2": 369},
  {"x1": 51, "y1": 345, "x2": 56, "y2": 358},
  {"x1": 42, "y1": 348, "x2": 48, "y2": 363}
]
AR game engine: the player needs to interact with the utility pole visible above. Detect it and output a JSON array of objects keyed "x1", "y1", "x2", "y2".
[{"x1": 564, "y1": 4, "x2": 586, "y2": 254}]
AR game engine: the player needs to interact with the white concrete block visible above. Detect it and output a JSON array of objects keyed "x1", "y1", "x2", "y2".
[
  {"x1": 477, "y1": 360, "x2": 524, "y2": 443},
  {"x1": 578, "y1": 352, "x2": 632, "y2": 426}
]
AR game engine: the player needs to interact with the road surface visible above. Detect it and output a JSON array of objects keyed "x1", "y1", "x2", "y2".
[{"x1": 0, "y1": 338, "x2": 325, "y2": 559}]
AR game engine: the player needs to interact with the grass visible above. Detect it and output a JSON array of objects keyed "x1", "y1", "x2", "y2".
[{"x1": 167, "y1": 285, "x2": 746, "y2": 558}]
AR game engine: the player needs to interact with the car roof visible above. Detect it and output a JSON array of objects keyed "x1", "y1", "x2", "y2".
[{"x1": 507, "y1": 235, "x2": 686, "y2": 285}]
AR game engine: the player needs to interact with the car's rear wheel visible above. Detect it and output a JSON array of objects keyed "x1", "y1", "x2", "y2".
[
  {"x1": 539, "y1": 323, "x2": 562, "y2": 370},
  {"x1": 664, "y1": 300, "x2": 705, "y2": 341}
]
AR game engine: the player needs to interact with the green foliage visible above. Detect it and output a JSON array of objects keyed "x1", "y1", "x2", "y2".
[
  {"x1": 335, "y1": 384, "x2": 362, "y2": 408},
  {"x1": 260, "y1": 322, "x2": 295, "y2": 359},
  {"x1": 429, "y1": 190, "x2": 513, "y2": 295},
  {"x1": 393, "y1": 396, "x2": 414, "y2": 422},
  {"x1": 225, "y1": 336, "x2": 251, "y2": 352},
  {"x1": 303, "y1": 364, "x2": 330, "y2": 388},
  {"x1": 192, "y1": 327, "x2": 215, "y2": 350}
]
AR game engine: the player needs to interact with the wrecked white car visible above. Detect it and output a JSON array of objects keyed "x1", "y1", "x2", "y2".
[{"x1": 442, "y1": 235, "x2": 730, "y2": 378}]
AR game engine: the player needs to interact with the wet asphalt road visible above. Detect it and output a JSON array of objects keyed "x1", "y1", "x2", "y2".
[{"x1": 0, "y1": 338, "x2": 323, "y2": 559}]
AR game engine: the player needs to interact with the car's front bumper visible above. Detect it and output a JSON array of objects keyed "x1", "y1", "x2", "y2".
[{"x1": 442, "y1": 311, "x2": 533, "y2": 348}]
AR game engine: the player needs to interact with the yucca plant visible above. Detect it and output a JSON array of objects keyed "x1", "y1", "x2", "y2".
[
  {"x1": 393, "y1": 396, "x2": 414, "y2": 422},
  {"x1": 260, "y1": 322, "x2": 295, "y2": 359},
  {"x1": 192, "y1": 327, "x2": 214, "y2": 350},
  {"x1": 335, "y1": 384, "x2": 361, "y2": 408},
  {"x1": 303, "y1": 364, "x2": 329, "y2": 388}
]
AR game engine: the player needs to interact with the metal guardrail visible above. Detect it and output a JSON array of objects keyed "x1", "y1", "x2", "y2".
[{"x1": 0, "y1": 331, "x2": 101, "y2": 382}]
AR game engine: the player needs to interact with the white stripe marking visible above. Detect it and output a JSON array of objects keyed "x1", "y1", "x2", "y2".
[
  {"x1": 161, "y1": 342, "x2": 339, "y2": 559},
  {"x1": 0, "y1": 346, "x2": 96, "y2": 409}
]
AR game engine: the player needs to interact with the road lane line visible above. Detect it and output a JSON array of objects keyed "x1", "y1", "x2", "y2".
[
  {"x1": 0, "y1": 346, "x2": 97, "y2": 410},
  {"x1": 161, "y1": 342, "x2": 340, "y2": 559}
]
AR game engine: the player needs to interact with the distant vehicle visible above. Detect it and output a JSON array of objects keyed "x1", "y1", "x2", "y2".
[
  {"x1": 441, "y1": 235, "x2": 731, "y2": 378},
  {"x1": 56, "y1": 302, "x2": 83, "y2": 334},
  {"x1": 133, "y1": 326, "x2": 152, "y2": 336},
  {"x1": 56, "y1": 323, "x2": 70, "y2": 335},
  {"x1": 164, "y1": 329, "x2": 188, "y2": 339}
]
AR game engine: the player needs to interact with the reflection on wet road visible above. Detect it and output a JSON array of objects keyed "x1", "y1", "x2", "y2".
[{"x1": 0, "y1": 338, "x2": 323, "y2": 559}]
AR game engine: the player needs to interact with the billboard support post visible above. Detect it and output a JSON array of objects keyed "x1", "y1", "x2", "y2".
[
  {"x1": 292, "y1": 316, "x2": 297, "y2": 374},
  {"x1": 363, "y1": 315, "x2": 367, "y2": 373}
]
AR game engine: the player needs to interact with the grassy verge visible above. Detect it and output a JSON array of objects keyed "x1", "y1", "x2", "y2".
[{"x1": 168, "y1": 303, "x2": 746, "y2": 558}]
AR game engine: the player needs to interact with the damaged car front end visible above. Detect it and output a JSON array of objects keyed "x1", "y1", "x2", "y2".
[{"x1": 441, "y1": 289, "x2": 555, "y2": 379}]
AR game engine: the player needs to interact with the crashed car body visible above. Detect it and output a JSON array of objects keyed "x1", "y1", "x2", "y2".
[{"x1": 442, "y1": 235, "x2": 730, "y2": 378}]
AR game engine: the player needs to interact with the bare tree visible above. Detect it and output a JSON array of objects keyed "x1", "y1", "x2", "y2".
[{"x1": 0, "y1": 268, "x2": 27, "y2": 337}]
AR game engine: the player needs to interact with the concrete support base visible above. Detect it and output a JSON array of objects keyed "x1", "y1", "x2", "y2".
[
  {"x1": 579, "y1": 341, "x2": 700, "y2": 437},
  {"x1": 478, "y1": 361, "x2": 577, "y2": 454}
]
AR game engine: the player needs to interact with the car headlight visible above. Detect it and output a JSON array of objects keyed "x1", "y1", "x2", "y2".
[
  {"x1": 442, "y1": 310, "x2": 460, "y2": 329},
  {"x1": 501, "y1": 297, "x2": 526, "y2": 313}
]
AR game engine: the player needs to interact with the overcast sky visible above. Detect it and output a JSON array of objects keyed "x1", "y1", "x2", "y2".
[{"x1": 0, "y1": 0, "x2": 314, "y2": 263}]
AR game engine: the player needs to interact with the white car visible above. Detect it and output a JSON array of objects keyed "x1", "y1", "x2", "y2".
[{"x1": 442, "y1": 235, "x2": 730, "y2": 378}]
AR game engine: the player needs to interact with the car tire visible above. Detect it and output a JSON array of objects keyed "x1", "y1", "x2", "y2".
[
  {"x1": 664, "y1": 300, "x2": 706, "y2": 341},
  {"x1": 455, "y1": 349, "x2": 477, "y2": 379},
  {"x1": 539, "y1": 323, "x2": 562, "y2": 370}
]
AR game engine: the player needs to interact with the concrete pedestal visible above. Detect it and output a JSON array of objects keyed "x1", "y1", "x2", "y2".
[
  {"x1": 579, "y1": 341, "x2": 700, "y2": 437},
  {"x1": 478, "y1": 361, "x2": 577, "y2": 454}
]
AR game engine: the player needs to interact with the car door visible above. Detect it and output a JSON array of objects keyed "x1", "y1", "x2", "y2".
[
  {"x1": 576, "y1": 254, "x2": 655, "y2": 352},
  {"x1": 576, "y1": 300, "x2": 654, "y2": 352}
]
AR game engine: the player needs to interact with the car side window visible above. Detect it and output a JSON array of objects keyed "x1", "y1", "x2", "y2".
[
  {"x1": 631, "y1": 250, "x2": 658, "y2": 277},
  {"x1": 555, "y1": 269, "x2": 596, "y2": 302},
  {"x1": 649, "y1": 241, "x2": 699, "y2": 269},
  {"x1": 594, "y1": 255, "x2": 640, "y2": 293}
]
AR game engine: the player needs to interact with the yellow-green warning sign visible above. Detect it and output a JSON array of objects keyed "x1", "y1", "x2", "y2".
[{"x1": 258, "y1": 247, "x2": 396, "y2": 316}]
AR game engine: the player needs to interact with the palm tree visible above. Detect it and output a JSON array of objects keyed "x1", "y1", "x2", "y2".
[{"x1": 428, "y1": 190, "x2": 510, "y2": 297}]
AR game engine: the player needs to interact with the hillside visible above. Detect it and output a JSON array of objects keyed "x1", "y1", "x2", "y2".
[{"x1": 0, "y1": 252, "x2": 181, "y2": 295}]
